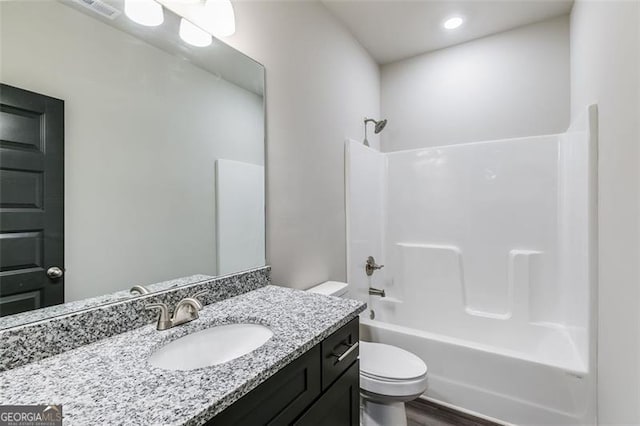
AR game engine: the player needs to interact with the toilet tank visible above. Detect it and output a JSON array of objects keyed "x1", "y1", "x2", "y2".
[{"x1": 307, "y1": 281, "x2": 349, "y2": 298}]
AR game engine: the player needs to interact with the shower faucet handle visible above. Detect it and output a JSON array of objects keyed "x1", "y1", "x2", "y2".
[{"x1": 365, "y1": 256, "x2": 384, "y2": 276}]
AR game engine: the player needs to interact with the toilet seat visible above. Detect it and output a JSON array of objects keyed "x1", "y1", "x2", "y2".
[{"x1": 359, "y1": 341, "x2": 428, "y2": 397}]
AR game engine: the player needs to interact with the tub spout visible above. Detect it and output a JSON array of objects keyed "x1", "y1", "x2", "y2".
[{"x1": 369, "y1": 287, "x2": 386, "y2": 297}]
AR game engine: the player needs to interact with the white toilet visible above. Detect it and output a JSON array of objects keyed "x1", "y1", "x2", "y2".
[{"x1": 308, "y1": 281, "x2": 428, "y2": 426}]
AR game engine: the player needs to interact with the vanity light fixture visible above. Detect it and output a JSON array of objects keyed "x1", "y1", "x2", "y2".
[
  {"x1": 205, "y1": 0, "x2": 236, "y2": 37},
  {"x1": 179, "y1": 18, "x2": 213, "y2": 47},
  {"x1": 443, "y1": 16, "x2": 464, "y2": 30},
  {"x1": 124, "y1": 0, "x2": 164, "y2": 27}
]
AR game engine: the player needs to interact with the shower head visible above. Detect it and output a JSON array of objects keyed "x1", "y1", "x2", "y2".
[
  {"x1": 373, "y1": 119, "x2": 387, "y2": 134},
  {"x1": 363, "y1": 117, "x2": 388, "y2": 146},
  {"x1": 365, "y1": 117, "x2": 388, "y2": 134}
]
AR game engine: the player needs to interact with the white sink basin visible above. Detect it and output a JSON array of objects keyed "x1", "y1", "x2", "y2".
[{"x1": 148, "y1": 323, "x2": 273, "y2": 371}]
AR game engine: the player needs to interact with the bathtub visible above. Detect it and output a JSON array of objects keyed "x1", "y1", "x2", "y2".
[
  {"x1": 346, "y1": 107, "x2": 598, "y2": 425},
  {"x1": 360, "y1": 317, "x2": 595, "y2": 425}
]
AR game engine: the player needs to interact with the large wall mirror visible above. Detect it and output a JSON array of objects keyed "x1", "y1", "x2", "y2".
[{"x1": 0, "y1": 0, "x2": 265, "y2": 328}]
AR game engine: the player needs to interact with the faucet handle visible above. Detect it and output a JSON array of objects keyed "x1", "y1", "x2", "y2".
[
  {"x1": 365, "y1": 256, "x2": 385, "y2": 276},
  {"x1": 130, "y1": 285, "x2": 150, "y2": 295},
  {"x1": 178, "y1": 290, "x2": 206, "y2": 311},
  {"x1": 191, "y1": 289, "x2": 207, "y2": 303},
  {"x1": 145, "y1": 303, "x2": 172, "y2": 331},
  {"x1": 184, "y1": 297, "x2": 203, "y2": 311},
  {"x1": 172, "y1": 295, "x2": 204, "y2": 326}
]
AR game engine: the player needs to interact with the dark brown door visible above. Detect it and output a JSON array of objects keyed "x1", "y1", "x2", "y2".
[{"x1": 0, "y1": 84, "x2": 64, "y2": 316}]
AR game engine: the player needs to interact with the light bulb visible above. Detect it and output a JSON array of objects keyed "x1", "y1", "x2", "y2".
[
  {"x1": 443, "y1": 16, "x2": 464, "y2": 30},
  {"x1": 205, "y1": 0, "x2": 236, "y2": 37},
  {"x1": 179, "y1": 18, "x2": 212, "y2": 47},
  {"x1": 124, "y1": 0, "x2": 164, "y2": 27}
]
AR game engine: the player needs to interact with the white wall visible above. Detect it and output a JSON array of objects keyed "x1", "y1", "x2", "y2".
[
  {"x1": 380, "y1": 15, "x2": 570, "y2": 152},
  {"x1": 167, "y1": 1, "x2": 381, "y2": 288},
  {"x1": 570, "y1": 1, "x2": 640, "y2": 424},
  {"x1": 0, "y1": 1, "x2": 264, "y2": 301}
]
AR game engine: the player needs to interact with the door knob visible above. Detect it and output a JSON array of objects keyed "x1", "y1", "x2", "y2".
[{"x1": 47, "y1": 266, "x2": 64, "y2": 279}]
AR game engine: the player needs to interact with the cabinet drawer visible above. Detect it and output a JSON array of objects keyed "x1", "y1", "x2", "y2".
[{"x1": 321, "y1": 318, "x2": 359, "y2": 390}]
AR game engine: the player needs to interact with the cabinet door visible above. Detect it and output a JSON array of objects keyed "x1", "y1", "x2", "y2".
[
  {"x1": 293, "y1": 360, "x2": 360, "y2": 426},
  {"x1": 209, "y1": 345, "x2": 321, "y2": 426}
]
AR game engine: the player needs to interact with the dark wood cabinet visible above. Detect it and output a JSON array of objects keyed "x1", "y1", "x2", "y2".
[
  {"x1": 209, "y1": 318, "x2": 360, "y2": 426},
  {"x1": 293, "y1": 361, "x2": 360, "y2": 426},
  {"x1": 321, "y1": 317, "x2": 359, "y2": 391}
]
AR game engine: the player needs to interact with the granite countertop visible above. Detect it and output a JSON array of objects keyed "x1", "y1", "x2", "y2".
[{"x1": 0, "y1": 285, "x2": 366, "y2": 426}]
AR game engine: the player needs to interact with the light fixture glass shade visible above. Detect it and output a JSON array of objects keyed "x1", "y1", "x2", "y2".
[
  {"x1": 205, "y1": 0, "x2": 236, "y2": 37},
  {"x1": 124, "y1": 0, "x2": 164, "y2": 27},
  {"x1": 443, "y1": 16, "x2": 464, "y2": 30},
  {"x1": 179, "y1": 18, "x2": 213, "y2": 47}
]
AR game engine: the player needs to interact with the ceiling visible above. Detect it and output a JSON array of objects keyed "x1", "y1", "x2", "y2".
[{"x1": 321, "y1": 0, "x2": 573, "y2": 64}]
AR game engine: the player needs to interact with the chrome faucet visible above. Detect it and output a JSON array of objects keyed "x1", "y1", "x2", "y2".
[
  {"x1": 145, "y1": 290, "x2": 207, "y2": 331},
  {"x1": 145, "y1": 302, "x2": 172, "y2": 330}
]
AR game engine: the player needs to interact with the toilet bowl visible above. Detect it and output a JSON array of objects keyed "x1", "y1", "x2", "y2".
[
  {"x1": 359, "y1": 341, "x2": 428, "y2": 426},
  {"x1": 307, "y1": 281, "x2": 428, "y2": 426}
]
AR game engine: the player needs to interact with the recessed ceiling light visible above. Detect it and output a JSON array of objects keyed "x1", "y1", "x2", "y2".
[{"x1": 443, "y1": 16, "x2": 464, "y2": 30}]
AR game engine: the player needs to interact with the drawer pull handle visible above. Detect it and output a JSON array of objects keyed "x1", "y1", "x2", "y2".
[{"x1": 332, "y1": 341, "x2": 359, "y2": 362}]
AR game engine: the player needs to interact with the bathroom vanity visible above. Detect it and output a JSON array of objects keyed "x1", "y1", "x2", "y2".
[
  {"x1": 0, "y1": 272, "x2": 366, "y2": 425},
  {"x1": 212, "y1": 318, "x2": 360, "y2": 425}
]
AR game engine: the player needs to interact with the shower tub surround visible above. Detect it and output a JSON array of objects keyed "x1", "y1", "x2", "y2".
[
  {"x1": 0, "y1": 285, "x2": 366, "y2": 425},
  {"x1": 0, "y1": 267, "x2": 269, "y2": 371},
  {"x1": 347, "y1": 106, "x2": 598, "y2": 424}
]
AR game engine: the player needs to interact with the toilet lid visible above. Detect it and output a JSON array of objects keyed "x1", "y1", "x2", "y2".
[{"x1": 360, "y1": 341, "x2": 427, "y2": 380}]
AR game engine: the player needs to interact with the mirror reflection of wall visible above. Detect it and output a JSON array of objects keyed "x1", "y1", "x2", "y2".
[{"x1": 0, "y1": 0, "x2": 265, "y2": 315}]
